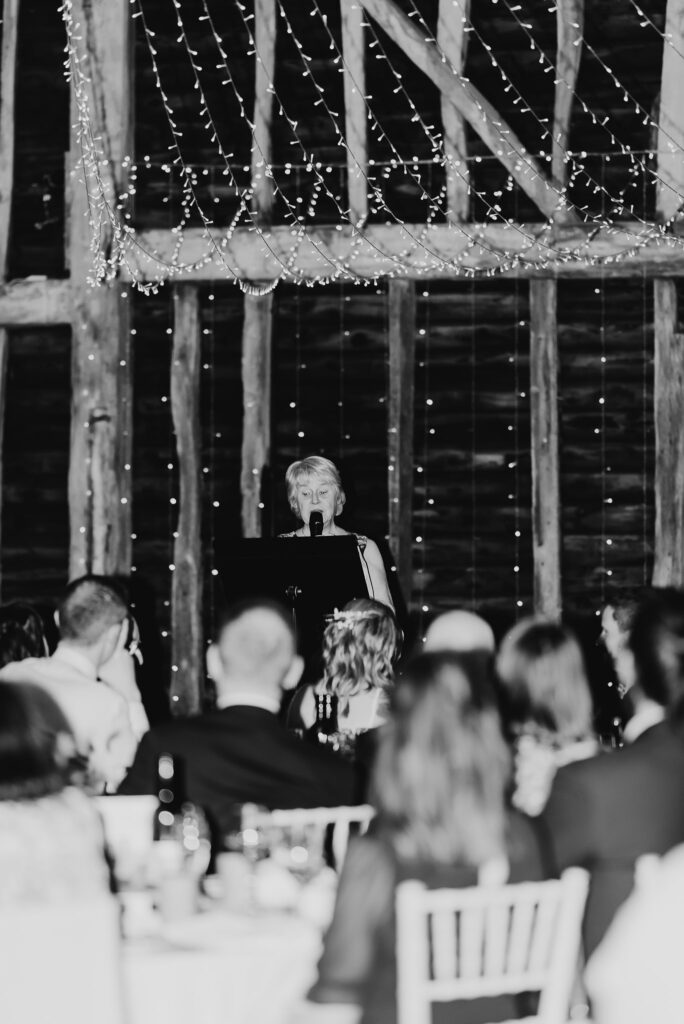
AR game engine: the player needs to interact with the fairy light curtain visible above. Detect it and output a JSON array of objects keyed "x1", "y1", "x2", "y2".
[{"x1": 61, "y1": 0, "x2": 684, "y2": 291}]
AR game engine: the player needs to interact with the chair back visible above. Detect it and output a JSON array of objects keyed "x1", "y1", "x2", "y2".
[
  {"x1": 257, "y1": 804, "x2": 374, "y2": 869},
  {"x1": 396, "y1": 867, "x2": 589, "y2": 1024}
]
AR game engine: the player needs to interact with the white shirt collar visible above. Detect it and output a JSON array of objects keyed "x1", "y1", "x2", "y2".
[
  {"x1": 216, "y1": 692, "x2": 280, "y2": 714},
  {"x1": 623, "y1": 699, "x2": 666, "y2": 744},
  {"x1": 52, "y1": 643, "x2": 98, "y2": 680}
]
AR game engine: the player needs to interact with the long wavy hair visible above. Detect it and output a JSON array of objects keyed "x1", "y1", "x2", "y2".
[
  {"x1": 496, "y1": 617, "x2": 594, "y2": 745},
  {"x1": 371, "y1": 651, "x2": 510, "y2": 867},
  {"x1": 0, "y1": 602, "x2": 47, "y2": 668},
  {"x1": 319, "y1": 598, "x2": 401, "y2": 714}
]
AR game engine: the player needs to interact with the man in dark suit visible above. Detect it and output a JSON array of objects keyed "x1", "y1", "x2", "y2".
[
  {"x1": 543, "y1": 587, "x2": 684, "y2": 955},
  {"x1": 119, "y1": 598, "x2": 357, "y2": 842}
]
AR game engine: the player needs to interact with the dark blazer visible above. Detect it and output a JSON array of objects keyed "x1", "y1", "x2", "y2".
[
  {"x1": 542, "y1": 718, "x2": 684, "y2": 954},
  {"x1": 118, "y1": 704, "x2": 358, "y2": 844}
]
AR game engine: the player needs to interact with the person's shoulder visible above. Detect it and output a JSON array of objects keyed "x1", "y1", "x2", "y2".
[{"x1": 0, "y1": 657, "x2": 49, "y2": 682}]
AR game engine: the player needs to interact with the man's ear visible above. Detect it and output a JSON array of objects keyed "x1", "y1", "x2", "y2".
[
  {"x1": 281, "y1": 654, "x2": 305, "y2": 692},
  {"x1": 206, "y1": 643, "x2": 222, "y2": 681}
]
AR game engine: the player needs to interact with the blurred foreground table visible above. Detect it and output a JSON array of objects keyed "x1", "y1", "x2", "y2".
[{"x1": 124, "y1": 908, "x2": 321, "y2": 1024}]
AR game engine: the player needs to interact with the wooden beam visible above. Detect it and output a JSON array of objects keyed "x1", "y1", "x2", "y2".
[
  {"x1": 387, "y1": 279, "x2": 416, "y2": 605},
  {"x1": 530, "y1": 279, "x2": 561, "y2": 620},
  {"x1": 0, "y1": 279, "x2": 72, "y2": 326},
  {"x1": 170, "y1": 285, "x2": 203, "y2": 715},
  {"x1": 241, "y1": 292, "x2": 273, "y2": 537},
  {"x1": 127, "y1": 222, "x2": 684, "y2": 282},
  {"x1": 251, "y1": 0, "x2": 276, "y2": 224},
  {"x1": 437, "y1": 0, "x2": 470, "y2": 221},
  {"x1": 656, "y1": 0, "x2": 684, "y2": 223},
  {"x1": 341, "y1": 0, "x2": 368, "y2": 226},
  {"x1": 0, "y1": 0, "x2": 19, "y2": 598},
  {"x1": 357, "y1": 0, "x2": 562, "y2": 221},
  {"x1": 67, "y1": 0, "x2": 133, "y2": 579},
  {"x1": 553, "y1": 0, "x2": 584, "y2": 191},
  {"x1": 653, "y1": 279, "x2": 684, "y2": 585}
]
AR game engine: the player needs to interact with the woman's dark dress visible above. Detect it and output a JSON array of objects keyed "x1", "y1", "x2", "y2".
[{"x1": 308, "y1": 811, "x2": 551, "y2": 1024}]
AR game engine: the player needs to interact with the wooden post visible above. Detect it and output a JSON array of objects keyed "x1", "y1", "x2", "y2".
[
  {"x1": 67, "y1": 0, "x2": 133, "y2": 579},
  {"x1": 0, "y1": 0, "x2": 20, "y2": 597},
  {"x1": 553, "y1": 0, "x2": 584, "y2": 191},
  {"x1": 387, "y1": 279, "x2": 416, "y2": 606},
  {"x1": 530, "y1": 279, "x2": 561, "y2": 620},
  {"x1": 341, "y1": 0, "x2": 368, "y2": 226},
  {"x1": 252, "y1": 0, "x2": 276, "y2": 224},
  {"x1": 437, "y1": 0, "x2": 470, "y2": 221},
  {"x1": 653, "y1": 280, "x2": 684, "y2": 585},
  {"x1": 655, "y1": 0, "x2": 684, "y2": 224},
  {"x1": 241, "y1": 292, "x2": 273, "y2": 537},
  {"x1": 170, "y1": 286, "x2": 203, "y2": 715}
]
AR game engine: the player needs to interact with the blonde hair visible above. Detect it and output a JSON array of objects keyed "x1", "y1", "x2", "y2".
[
  {"x1": 285, "y1": 456, "x2": 345, "y2": 518},
  {"x1": 319, "y1": 598, "x2": 400, "y2": 713},
  {"x1": 496, "y1": 617, "x2": 594, "y2": 744},
  {"x1": 372, "y1": 652, "x2": 510, "y2": 867}
]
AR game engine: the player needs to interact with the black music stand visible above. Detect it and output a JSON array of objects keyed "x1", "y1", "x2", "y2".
[{"x1": 217, "y1": 536, "x2": 367, "y2": 674}]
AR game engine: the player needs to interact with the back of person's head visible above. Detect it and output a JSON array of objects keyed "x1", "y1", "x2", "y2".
[
  {"x1": 604, "y1": 585, "x2": 647, "y2": 636},
  {"x1": 320, "y1": 598, "x2": 401, "y2": 706},
  {"x1": 371, "y1": 651, "x2": 510, "y2": 867},
  {"x1": 0, "y1": 602, "x2": 47, "y2": 668},
  {"x1": 424, "y1": 608, "x2": 496, "y2": 655},
  {"x1": 57, "y1": 575, "x2": 128, "y2": 647},
  {"x1": 496, "y1": 617, "x2": 594, "y2": 743},
  {"x1": 209, "y1": 598, "x2": 302, "y2": 696},
  {"x1": 0, "y1": 682, "x2": 75, "y2": 800},
  {"x1": 629, "y1": 588, "x2": 684, "y2": 712}
]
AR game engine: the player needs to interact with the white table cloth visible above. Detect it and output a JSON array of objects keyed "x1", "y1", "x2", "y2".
[{"x1": 124, "y1": 908, "x2": 322, "y2": 1024}]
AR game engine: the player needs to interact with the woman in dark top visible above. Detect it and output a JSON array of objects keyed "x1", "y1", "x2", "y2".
[{"x1": 306, "y1": 651, "x2": 551, "y2": 1024}]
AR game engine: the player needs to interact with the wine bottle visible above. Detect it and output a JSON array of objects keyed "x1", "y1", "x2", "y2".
[{"x1": 315, "y1": 692, "x2": 339, "y2": 746}]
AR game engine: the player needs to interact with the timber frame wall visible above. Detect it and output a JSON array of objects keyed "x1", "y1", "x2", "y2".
[{"x1": 0, "y1": 0, "x2": 682, "y2": 710}]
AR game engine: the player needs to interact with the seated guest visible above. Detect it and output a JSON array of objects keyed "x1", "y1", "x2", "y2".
[
  {"x1": 543, "y1": 586, "x2": 684, "y2": 955},
  {"x1": 496, "y1": 618, "x2": 598, "y2": 816},
  {"x1": 423, "y1": 608, "x2": 496, "y2": 654},
  {"x1": 0, "y1": 681, "x2": 110, "y2": 898},
  {"x1": 306, "y1": 651, "x2": 549, "y2": 1024},
  {"x1": 119, "y1": 599, "x2": 358, "y2": 844},
  {"x1": 0, "y1": 682, "x2": 124, "y2": 1024},
  {"x1": 289, "y1": 598, "x2": 401, "y2": 736},
  {"x1": 0, "y1": 601, "x2": 49, "y2": 667},
  {"x1": 0, "y1": 576, "x2": 137, "y2": 791},
  {"x1": 585, "y1": 842, "x2": 684, "y2": 1024}
]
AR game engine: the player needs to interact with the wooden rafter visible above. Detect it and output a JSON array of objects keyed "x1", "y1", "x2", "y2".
[
  {"x1": 357, "y1": 0, "x2": 563, "y2": 221},
  {"x1": 553, "y1": 0, "x2": 584, "y2": 191},
  {"x1": 341, "y1": 0, "x2": 368, "y2": 226},
  {"x1": 124, "y1": 222, "x2": 684, "y2": 283},
  {"x1": 437, "y1": 0, "x2": 470, "y2": 222}
]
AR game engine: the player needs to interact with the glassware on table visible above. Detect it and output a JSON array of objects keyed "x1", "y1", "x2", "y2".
[
  {"x1": 269, "y1": 821, "x2": 326, "y2": 886},
  {"x1": 219, "y1": 803, "x2": 269, "y2": 913}
]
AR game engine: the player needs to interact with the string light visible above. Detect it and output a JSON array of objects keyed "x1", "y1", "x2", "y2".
[{"x1": 60, "y1": 0, "x2": 684, "y2": 292}]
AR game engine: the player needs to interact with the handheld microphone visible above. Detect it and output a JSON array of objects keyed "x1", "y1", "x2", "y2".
[{"x1": 310, "y1": 510, "x2": 324, "y2": 537}]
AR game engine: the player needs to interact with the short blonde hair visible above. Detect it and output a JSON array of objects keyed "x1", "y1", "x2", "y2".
[{"x1": 285, "y1": 456, "x2": 345, "y2": 518}]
